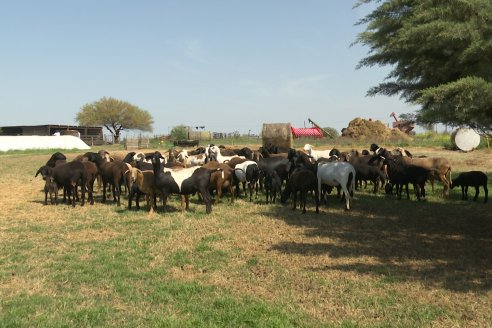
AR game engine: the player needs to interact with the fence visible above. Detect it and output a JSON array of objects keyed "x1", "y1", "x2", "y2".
[{"x1": 124, "y1": 137, "x2": 150, "y2": 150}]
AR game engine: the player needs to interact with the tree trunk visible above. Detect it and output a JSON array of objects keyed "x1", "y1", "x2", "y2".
[{"x1": 114, "y1": 132, "x2": 120, "y2": 144}]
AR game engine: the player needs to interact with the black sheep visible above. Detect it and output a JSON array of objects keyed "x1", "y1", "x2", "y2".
[
  {"x1": 353, "y1": 164, "x2": 386, "y2": 193},
  {"x1": 264, "y1": 168, "x2": 282, "y2": 204},
  {"x1": 451, "y1": 171, "x2": 488, "y2": 203},
  {"x1": 280, "y1": 168, "x2": 319, "y2": 214},
  {"x1": 35, "y1": 161, "x2": 87, "y2": 207}
]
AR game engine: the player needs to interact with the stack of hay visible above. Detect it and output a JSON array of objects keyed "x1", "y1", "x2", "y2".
[{"x1": 341, "y1": 118, "x2": 412, "y2": 142}]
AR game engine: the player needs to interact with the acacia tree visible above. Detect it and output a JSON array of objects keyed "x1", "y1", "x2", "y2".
[
  {"x1": 76, "y1": 97, "x2": 154, "y2": 143},
  {"x1": 354, "y1": 0, "x2": 492, "y2": 135}
]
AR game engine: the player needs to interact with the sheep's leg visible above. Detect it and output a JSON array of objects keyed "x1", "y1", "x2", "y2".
[
  {"x1": 301, "y1": 191, "x2": 307, "y2": 214},
  {"x1": 249, "y1": 182, "x2": 253, "y2": 202},
  {"x1": 88, "y1": 178, "x2": 94, "y2": 205},
  {"x1": 484, "y1": 185, "x2": 488, "y2": 203},
  {"x1": 473, "y1": 186, "x2": 479, "y2": 201},
  {"x1": 216, "y1": 181, "x2": 222, "y2": 204},
  {"x1": 102, "y1": 181, "x2": 107, "y2": 203},
  {"x1": 314, "y1": 187, "x2": 319, "y2": 214},
  {"x1": 414, "y1": 183, "x2": 421, "y2": 201},
  {"x1": 464, "y1": 186, "x2": 469, "y2": 200},
  {"x1": 44, "y1": 190, "x2": 48, "y2": 205},
  {"x1": 70, "y1": 183, "x2": 76, "y2": 207},
  {"x1": 461, "y1": 186, "x2": 466, "y2": 200},
  {"x1": 265, "y1": 187, "x2": 269, "y2": 204},
  {"x1": 292, "y1": 191, "x2": 297, "y2": 210},
  {"x1": 342, "y1": 186, "x2": 350, "y2": 210},
  {"x1": 128, "y1": 186, "x2": 134, "y2": 210}
]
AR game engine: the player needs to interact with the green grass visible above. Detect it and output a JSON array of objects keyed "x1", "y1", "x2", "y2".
[{"x1": 0, "y1": 149, "x2": 491, "y2": 327}]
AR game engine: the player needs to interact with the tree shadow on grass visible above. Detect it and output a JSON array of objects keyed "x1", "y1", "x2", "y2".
[{"x1": 266, "y1": 191, "x2": 492, "y2": 293}]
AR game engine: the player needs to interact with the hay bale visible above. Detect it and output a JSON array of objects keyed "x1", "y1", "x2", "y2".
[
  {"x1": 451, "y1": 128, "x2": 480, "y2": 151},
  {"x1": 262, "y1": 123, "x2": 292, "y2": 148},
  {"x1": 341, "y1": 118, "x2": 412, "y2": 142}
]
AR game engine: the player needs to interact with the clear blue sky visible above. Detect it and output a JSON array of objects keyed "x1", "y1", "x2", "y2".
[{"x1": 0, "y1": 1, "x2": 418, "y2": 136}]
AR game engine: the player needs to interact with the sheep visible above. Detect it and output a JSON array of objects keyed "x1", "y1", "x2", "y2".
[
  {"x1": 353, "y1": 163, "x2": 386, "y2": 193},
  {"x1": 233, "y1": 160, "x2": 260, "y2": 201},
  {"x1": 43, "y1": 176, "x2": 58, "y2": 205},
  {"x1": 46, "y1": 152, "x2": 67, "y2": 167},
  {"x1": 258, "y1": 147, "x2": 288, "y2": 159},
  {"x1": 280, "y1": 168, "x2": 319, "y2": 214},
  {"x1": 257, "y1": 157, "x2": 292, "y2": 191},
  {"x1": 208, "y1": 145, "x2": 244, "y2": 163},
  {"x1": 371, "y1": 149, "x2": 430, "y2": 201},
  {"x1": 35, "y1": 161, "x2": 87, "y2": 207},
  {"x1": 86, "y1": 153, "x2": 130, "y2": 206},
  {"x1": 317, "y1": 161, "x2": 356, "y2": 210},
  {"x1": 451, "y1": 171, "x2": 488, "y2": 203},
  {"x1": 151, "y1": 152, "x2": 215, "y2": 214},
  {"x1": 373, "y1": 145, "x2": 452, "y2": 196},
  {"x1": 128, "y1": 168, "x2": 157, "y2": 212},
  {"x1": 303, "y1": 144, "x2": 332, "y2": 161},
  {"x1": 264, "y1": 168, "x2": 282, "y2": 204},
  {"x1": 177, "y1": 150, "x2": 207, "y2": 167},
  {"x1": 80, "y1": 161, "x2": 98, "y2": 205},
  {"x1": 202, "y1": 161, "x2": 235, "y2": 204}
]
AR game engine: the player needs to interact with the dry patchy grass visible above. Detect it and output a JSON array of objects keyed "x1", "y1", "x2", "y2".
[{"x1": 0, "y1": 147, "x2": 491, "y2": 327}]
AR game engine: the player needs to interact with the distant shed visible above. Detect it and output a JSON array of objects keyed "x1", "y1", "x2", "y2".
[{"x1": 0, "y1": 124, "x2": 104, "y2": 145}]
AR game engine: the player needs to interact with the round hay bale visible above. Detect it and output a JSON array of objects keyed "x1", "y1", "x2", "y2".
[
  {"x1": 451, "y1": 128, "x2": 480, "y2": 151},
  {"x1": 262, "y1": 123, "x2": 292, "y2": 148}
]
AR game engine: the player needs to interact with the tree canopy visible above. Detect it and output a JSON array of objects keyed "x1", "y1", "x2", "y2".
[
  {"x1": 354, "y1": 0, "x2": 492, "y2": 135},
  {"x1": 76, "y1": 97, "x2": 154, "y2": 143}
]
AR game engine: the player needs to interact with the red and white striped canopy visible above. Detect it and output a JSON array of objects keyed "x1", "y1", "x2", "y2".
[{"x1": 291, "y1": 127, "x2": 323, "y2": 138}]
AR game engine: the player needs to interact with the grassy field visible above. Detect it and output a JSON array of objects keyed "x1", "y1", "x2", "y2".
[{"x1": 1, "y1": 145, "x2": 491, "y2": 327}]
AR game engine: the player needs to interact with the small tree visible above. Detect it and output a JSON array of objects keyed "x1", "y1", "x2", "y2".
[
  {"x1": 170, "y1": 125, "x2": 188, "y2": 141},
  {"x1": 76, "y1": 97, "x2": 153, "y2": 143}
]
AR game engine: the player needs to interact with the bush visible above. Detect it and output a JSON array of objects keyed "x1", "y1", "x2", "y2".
[{"x1": 170, "y1": 125, "x2": 188, "y2": 141}]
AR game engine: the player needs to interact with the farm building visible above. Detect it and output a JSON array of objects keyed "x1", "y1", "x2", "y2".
[{"x1": 0, "y1": 124, "x2": 104, "y2": 146}]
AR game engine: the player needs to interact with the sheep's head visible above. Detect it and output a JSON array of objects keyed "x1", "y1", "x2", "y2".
[{"x1": 35, "y1": 166, "x2": 52, "y2": 180}]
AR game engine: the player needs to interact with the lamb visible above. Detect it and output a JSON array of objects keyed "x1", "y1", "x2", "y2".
[
  {"x1": 451, "y1": 171, "x2": 488, "y2": 203},
  {"x1": 280, "y1": 168, "x2": 319, "y2": 214},
  {"x1": 43, "y1": 176, "x2": 58, "y2": 205}
]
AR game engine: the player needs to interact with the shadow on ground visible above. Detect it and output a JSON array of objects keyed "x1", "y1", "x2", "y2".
[{"x1": 266, "y1": 191, "x2": 492, "y2": 293}]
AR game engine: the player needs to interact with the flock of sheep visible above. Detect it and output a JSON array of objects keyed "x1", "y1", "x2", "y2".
[{"x1": 34, "y1": 142, "x2": 489, "y2": 214}]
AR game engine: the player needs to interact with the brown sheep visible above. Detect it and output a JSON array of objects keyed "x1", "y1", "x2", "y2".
[{"x1": 202, "y1": 161, "x2": 235, "y2": 203}]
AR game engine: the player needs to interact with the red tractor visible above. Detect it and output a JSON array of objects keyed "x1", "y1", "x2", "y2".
[{"x1": 390, "y1": 112, "x2": 415, "y2": 134}]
